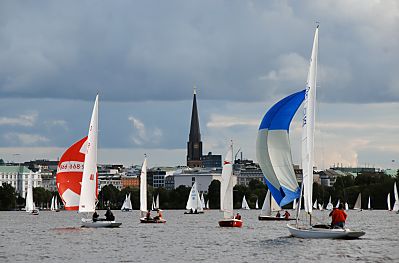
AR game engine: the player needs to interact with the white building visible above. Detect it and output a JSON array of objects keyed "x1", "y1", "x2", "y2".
[
  {"x1": 0, "y1": 165, "x2": 41, "y2": 197},
  {"x1": 174, "y1": 168, "x2": 237, "y2": 193}
]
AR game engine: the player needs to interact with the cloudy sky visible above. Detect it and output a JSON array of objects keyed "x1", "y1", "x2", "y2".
[{"x1": 0, "y1": 0, "x2": 398, "y2": 170}]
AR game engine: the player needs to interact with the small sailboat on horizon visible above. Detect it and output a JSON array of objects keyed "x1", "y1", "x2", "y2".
[
  {"x1": 353, "y1": 193, "x2": 362, "y2": 210},
  {"x1": 50, "y1": 195, "x2": 60, "y2": 212},
  {"x1": 258, "y1": 190, "x2": 294, "y2": 221},
  {"x1": 241, "y1": 195, "x2": 250, "y2": 210},
  {"x1": 25, "y1": 174, "x2": 39, "y2": 215},
  {"x1": 184, "y1": 182, "x2": 204, "y2": 214},
  {"x1": 121, "y1": 194, "x2": 133, "y2": 212}
]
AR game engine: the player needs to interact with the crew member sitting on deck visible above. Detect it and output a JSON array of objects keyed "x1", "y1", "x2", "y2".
[
  {"x1": 105, "y1": 207, "x2": 115, "y2": 221},
  {"x1": 154, "y1": 209, "x2": 163, "y2": 220},
  {"x1": 284, "y1": 211, "x2": 290, "y2": 219},
  {"x1": 146, "y1": 210, "x2": 152, "y2": 220},
  {"x1": 330, "y1": 204, "x2": 347, "y2": 228},
  {"x1": 276, "y1": 211, "x2": 281, "y2": 218},
  {"x1": 234, "y1": 213, "x2": 241, "y2": 220},
  {"x1": 92, "y1": 211, "x2": 99, "y2": 222}
]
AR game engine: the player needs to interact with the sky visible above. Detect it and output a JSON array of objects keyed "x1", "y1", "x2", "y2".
[{"x1": 0, "y1": 0, "x2": 398, "y2": 170}]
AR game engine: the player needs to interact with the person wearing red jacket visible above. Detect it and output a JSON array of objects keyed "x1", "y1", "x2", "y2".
[{"x1": 330, "y1": 204, "x2": 347, "y2": 228}]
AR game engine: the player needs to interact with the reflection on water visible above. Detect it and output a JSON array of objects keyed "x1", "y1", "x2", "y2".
[{"x1": 0, "y1": 210, "x2": 398, "y2": 262}]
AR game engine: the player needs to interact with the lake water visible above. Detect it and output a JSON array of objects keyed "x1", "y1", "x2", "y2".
[{"x1": 1, "y1": 209, "x2": 398, "y2": 262}]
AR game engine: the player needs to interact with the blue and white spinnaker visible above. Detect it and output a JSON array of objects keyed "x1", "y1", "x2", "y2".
[{"x1": 256, "y1": 90, "x2": 305, "y2": 207}]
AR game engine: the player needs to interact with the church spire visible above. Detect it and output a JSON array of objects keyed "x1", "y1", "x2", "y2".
[{"x1": 187, "y1": 87, "x2": 203, "y2": 167}]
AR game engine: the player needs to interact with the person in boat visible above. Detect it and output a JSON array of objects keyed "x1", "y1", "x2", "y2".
[
  {"x1": 194, "y1": 209, "x2": 198, "y2": 214},
  {"x1": 283, "y1": 211, "x2": 290, "y2": 219},
  {"x1": 146, "y1": 210, "x2": 152, "y2": 220},
  {"x1": 234, "y1": 213, "x2": 241, "y2": 220},
  {"x1": 330, "y1": 204, "x2": 347, "y2": 228},
  {"x1": 105, "y1": 207, "x2": 115, "y2": 221},
  {"x1": 154, "y1": 209, "x2": 163, "y2": 220},
  {"x1": 92, "y1": 211, "x2": 99, "y2": 222},
  {"x1": 276, "y1": 211, "x2": 281, "y2": 218},
  {"x1": 189, "y1": 208, "x2": 193, "y2": 214}
]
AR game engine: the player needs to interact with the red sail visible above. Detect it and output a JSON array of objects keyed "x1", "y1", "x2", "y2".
[{"x1": 56, "y1": 137, "x2": 87, "y2": 210}]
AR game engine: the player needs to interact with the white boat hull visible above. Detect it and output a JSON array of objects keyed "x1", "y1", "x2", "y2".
[
  {"x1": 287, "y1": 224, "x2": 365, "y2": 239},
  {"x1": 81, "y1": 218, "x2": 122, "y2": 228}
]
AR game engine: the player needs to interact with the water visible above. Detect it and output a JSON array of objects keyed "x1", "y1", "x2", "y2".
[{"x1": 1, "y1": 209, "x2": 398, "y2": 262}]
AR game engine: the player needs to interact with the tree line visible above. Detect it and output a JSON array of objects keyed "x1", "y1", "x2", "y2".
[{"x1": 0, "y1": 171, "x2": 398, "y2": 210}]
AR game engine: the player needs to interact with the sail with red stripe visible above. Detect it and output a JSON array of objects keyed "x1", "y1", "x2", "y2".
[{"x1": 56, "y1": 137, "x2": 87, "y2": 210}]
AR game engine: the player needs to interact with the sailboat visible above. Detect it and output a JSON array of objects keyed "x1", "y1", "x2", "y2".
[
  {"x1": 313, "y1": 200, "x2": 317, "y2": 209},
  {"x1": 205, "y1": 200, "x2": 210, "y2": 210},
  {"x1": 326, "y1": 196, "x2": 333, "y2": 210},
  {"x1": 393, "y1": 182, "x2": 399, "y2": 212},
  {"x1": 259, "y1": 190, "x2": 294, "y2": 221},
  {"x1": 255, "y1": 199, "x2": 259, "y2": 210},
  {"x1": 219, "y1": 142, "x2": 242, "y2": 227},
  {"x1": 140, "y1": 157, "x2": 166, "y2": 223},
  {"x1": 121, "y1": 194, "x2": 132, "y2": 211},
  {"x1": 79, "y1": 95, "x2": 121, "y2": 228},
  {"x1": 344, "y1": 202, "x2": 349, "y2": 211},
  {"x1": 293, "y1": 199, "x2": 297, "y2": 210},
  {"x1": 367, "y1": 196, "x2": 372, "y2": 210},
  {"x1": 335, "y1": 199, "x2": 340, "y2": 208},
  {"x1": 353, "y1": 193, "x2": 362, "y2": 210},
  {"x1": 51, "y1": 195, "x2": 60, "y2": 212},
  {"x1": 255, "y1": 26, "x2": 364, "y2": 238},
  {"x1": 184, "y1": 182, "x2": 204, "y2": 214},
  {"x1": 200, "y1": 193, "x2": 206, "y2": 210},
  {"x1": 241, "y1": 195, "x2": 250, "y2": 210},
  {"x1": 25, "y1": 174, "x2": 39, "y2": 215},
  {"x1": 387, "y1": 193, "x2": 391, "y2": 211},
  {"x1": 151, "y1": 196, "x2": 157, "y2": 211},
  {"x1": 318, "y1": 203, "x2": 323, "y2": 211}
]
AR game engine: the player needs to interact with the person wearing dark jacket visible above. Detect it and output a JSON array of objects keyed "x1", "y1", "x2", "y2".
[
  {"x1": 92, "y1": 211, "x2": 99, "y2": 222},
  {"x1": 105, "y1": 207, "x2": 115, "y2": 221}
]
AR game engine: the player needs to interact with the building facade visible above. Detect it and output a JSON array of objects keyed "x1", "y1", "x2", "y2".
[
  {"x1": 0, "y1": 165, "x2": 41, "y2": 197},
  {"x1": 201, "y1": 152, "x2": 222, "y2": 168}
]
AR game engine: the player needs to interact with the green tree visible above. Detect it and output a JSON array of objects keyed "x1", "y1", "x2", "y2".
[
  {"x1": 207, "y1": 180, "x2": 220, "y2": 209},
  {"x1": 0, "y1": 183, "x2": 17, "y2": 210}
]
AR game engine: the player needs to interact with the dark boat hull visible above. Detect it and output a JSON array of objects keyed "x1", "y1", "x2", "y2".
[
  {"x1": 140, "y1": 217, "x2": 166, "y2": 224},
  {"x1": 258, "y1": 215, "x2": 295, "y2": 221}
]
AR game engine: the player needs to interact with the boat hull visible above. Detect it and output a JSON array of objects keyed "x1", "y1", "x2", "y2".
[
  {"x1": 258, "y1": 215, "x2": 294, "y2": 221},
  {"x1": 287, "y1": 224, "x2": 365, "y2": 239},
  {"x1": 81, "y1": 219, "x2": 122, "y2": 228},
  {"x1": 218, "y1": 219, "x2": 243, "y2": 228},
  {"x1": 184, "y1": 211, "x2": 204, "y2": 214},
  {"x1": 140, "y1": 217, "x2": 166, "y2": 224}
]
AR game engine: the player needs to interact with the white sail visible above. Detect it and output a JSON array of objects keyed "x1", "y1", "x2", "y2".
[
  {"x1": 50, "y1": 196, "x2": 55, "y2": 211},
  {"x1": 293, "y1": 199, "x2": 297, "y2": 209},
  {"x1": 326, "y1": 196, "x2": 333, "y2": 210},
  {"x1": 79, "y1": 95, "x2": 98, "y2": 213},
  {"x1": 393, "y1": 182, "x2": 399, "y2": 212},
  {"x1": 313, "y1": 200, "x2": 317, "y2": 209},
  {"x1": 318, "y1": 203, "x2": 323, "y2": 210},
  {"x1": 151, "y1": 196, "x2": 156, "y2": 210},
  {"x1": 241, "y1": 196, "x2": 250, "y2": 210},
  {"x1": 206, "y1": 200, "x2": 209, "y2": 209},
  {"x1": 156, "y1": 194, "x2": 160, "y2": 209},
  {"x1": 127, "y1": 193, "x2": 132, "y2": 210},
  {"x1": 121, "y1": 194, "x2": 129, "y2": 210},
  {"x1": 255, "y1": 199, "x2": 259, "y2": 209},
  {"x1": 200, "y1": 193, "x2": 206, "y2": 209},
  {"x1": 301, "y1": 26, "x2": 318, "y2": 214},
  {"x1": 271, "y1": 195, "x2": 281, "y2": 212},
  {"x1": 25, "y1": 174, "x2": 35, "y2": 212},
  {"x1": 387, "y1": 193, "x2": 391, "y2": 211},
  {"x1": 368, "y1": 196, "x2": 371, "y2": 210},
  {"x1": 335, "y1": 199, "x2": 340, "y2": 208},
  {"x1": 54, "y1": 196, "x2": 59, "y2": 210},
  {"x1": 261, "y1": 190, "x2": 271, "y2": 216},
  {"x1": 353, "y1": 193, "x2": 362, "y2": 210},
  {"x1": 186, "y1": 182, "x2": 202, "y2": 211},
  {"x1": 140, "y1": 158, "x2": 148, "y2": 216},
  {"x1": 220, "y1": 143, "x2": 234, "y2": 219}
]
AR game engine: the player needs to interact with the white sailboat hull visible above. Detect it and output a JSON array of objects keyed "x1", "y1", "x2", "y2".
[
  {"x1": 81, "y1": 218, "x2": 122, "y2": 228},
  {"x1": 287, "y1": 224, "x2": 365, "y2": 239}
]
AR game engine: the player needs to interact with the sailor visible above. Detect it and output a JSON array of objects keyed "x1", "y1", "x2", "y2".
[
  {"x1": 234, "y1": 213, "x2": 241, "y2": 220},
  {"x1": 146, "y1": 210, "x2": 152, "y2": 220},
  {"x1": 189, "y1": 208, "x2": 193, "y2": 214},
  {"x1": 92, "y1": 211, "x2": 99, "y2": 222},
  {"x1": 283, "y1": 211, "x2": 290, "y2": 219},
  {"x1": 276, "y1": 211, "x2": 281, "y2": 218},
  {"x1": 330, "y1": 204, "x2": 347, "y2": 228},
  {"x1": 154, "y1": 209, "x2": 163, "y2": 220},
  {"x1": 105, "y1": 207, "x2": 115, "y2": 221}
]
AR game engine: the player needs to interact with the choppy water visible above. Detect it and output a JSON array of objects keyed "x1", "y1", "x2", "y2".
[{"x1": 0, "y1": 209, "x2": 398, "y2": 262}]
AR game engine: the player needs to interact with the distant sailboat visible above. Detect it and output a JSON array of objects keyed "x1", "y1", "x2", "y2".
[
  {"x1": 259, "y1": 190, "x2": 293, "y2": 221},
  {"x1": 293, "y1": 199, "x2": 297, "y2": 210},
  {"x1": 151, "y1": 196, "x2": 156, "y2": 211},
  {"x1": 326, "y1": 196, "x2": 333, "y2": 210},
  {"x1": 368, "y1": 196, "x2": 371, "y2": 210},
  {"x1": 51, "y1": 195, "x2": 60, "y2": 212},
  {"x1": 335, "y1": 199, "x2": 340, "y2": 208},
  {"x1": 353, "y1": 193, "x2": 362, "y2": 210},
  {"x1": 255, "y1": 199, "x2": 259, "y2": 209},
  {"x1": 387, "y1": 193, "x2": 391, "y2": 211},
  {"x1": 313, "y1": 200, "x2": 317, "y2": 209},
  {"x1": 318, "y1": 203, "x2": 323, "y2": 211},
  {"x1": 393, "y1": 182, "x2": 399, "y2": 212},
  {"x1": 121, "y1": 194, "x2": 132, "y2": 211},
  {"x1": 184, "y1": 182, "x2": 204, "y2": 214},
  {"x1": 25, "y1": 174, "x2": 39, "y2": 215},
  {"x1": 140, "y1": 158, "x2": 166, "y2": 223},
  {"x1": 200, "y1": 193, "x2": 206, "y2": 210},
  {"x1": 241, "y1": 196, "x2": 250, "y2": 210},
  {"x1": 79, "y1": 95, "x2": 121, "y2": 228},
  {"x1": 344, "y1": 202, "x2": 349, "y2": 211},
  {"x1": 206, "y1": 200, "x2": 210, "y2": 210},
  {"x1": 219, "y1": 142, "x2": 242, "y2": 227}
]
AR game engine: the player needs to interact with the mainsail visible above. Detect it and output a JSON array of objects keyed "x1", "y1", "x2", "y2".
[
  {"x1": 186, "y1": 182, "x2": 203, "y2": 212},
  {"x1": 79, "y1": 95, "x2": 99, "y2": 213},
  {"x1": 200, "y1": 193, "x2": 206, "y2": 209},
  {"x1": 393, "y1": 182, "x2": 399, "y2": 212},
  {"x1": 25, "y1": 174, "x2": 35, "y2": 212},
  {"x1": 56, "y1": 137, "x2": 87, "y2": 210},
  {"x1": 256, "y1": 90, "x2": 305, "y2": 206},
  {"x1": 326, "y1": 196, "x2": 333, "y2": 210},
  {"x1": 241, "y1": 196, "x2": 250, "y2": 210},
  {"x1": 387, "y1": 193, "x2": 391, "y2": 211},
  {"x1": 140, "y1": 158, "x2": 148, "y2": 217},
  {"x1": 353, "y1": 193, "x2": 362, "y2": 210},
  {"x1": 261, "y1": 190, "x2": 271, "y2": 216},
  {"x1": 220, "y1": 143, "x2": 234, "y2": 219}
]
